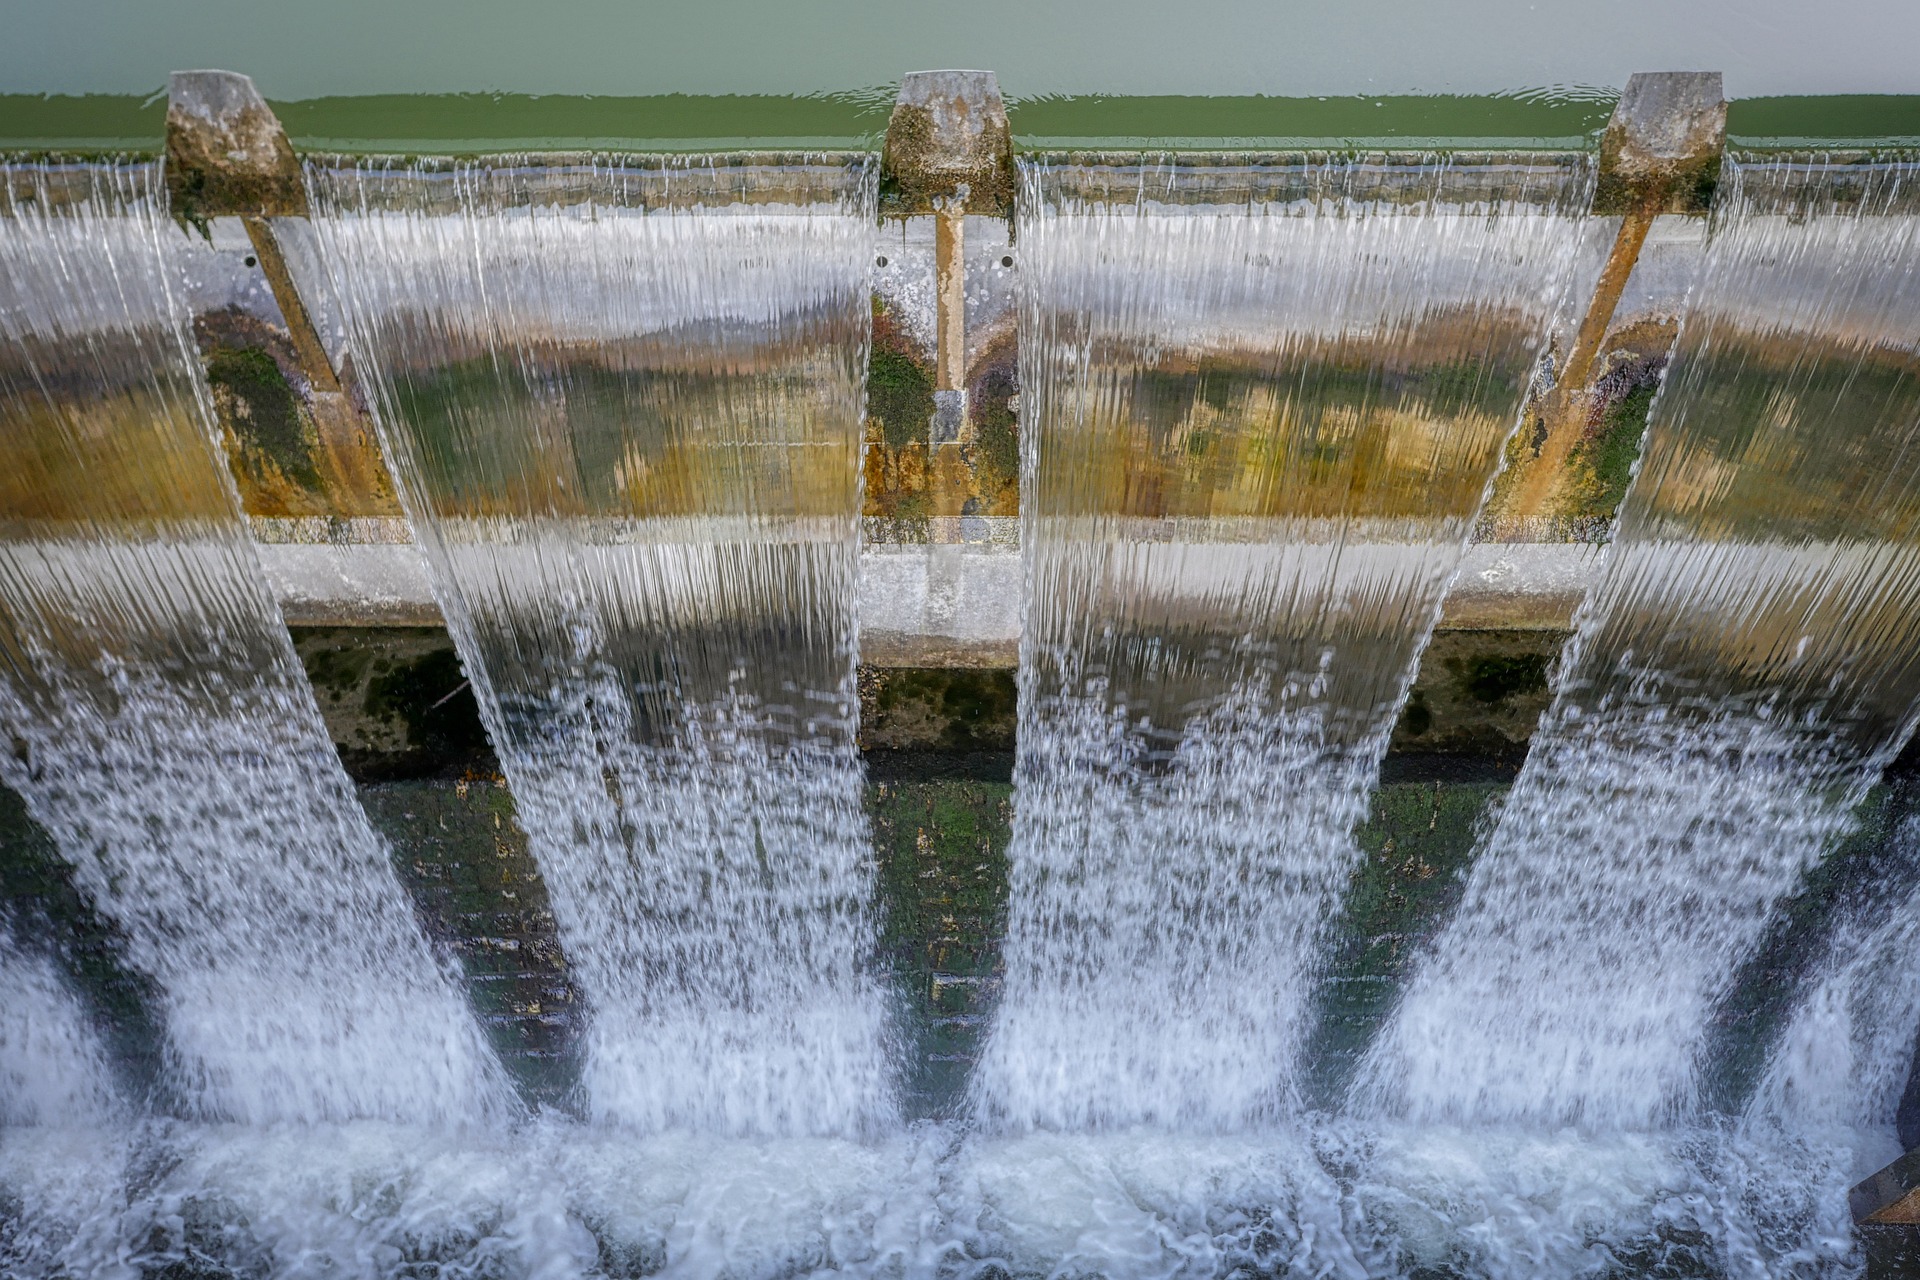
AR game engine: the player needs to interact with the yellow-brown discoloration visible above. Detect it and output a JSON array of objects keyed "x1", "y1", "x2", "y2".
[{"x1": 1502, "y1": 210, "x2": 1658, "y2": 523}]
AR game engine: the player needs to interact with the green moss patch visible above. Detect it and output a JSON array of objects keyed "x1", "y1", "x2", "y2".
[
  {"x1": 1460, "y1": 653, "x2": 1552, "y2": 705},
  {"x1": 869, "y1": 779, "x2": 1013, "y2": 1118},
  {"x1": 293, "y1": 629, "x2": 495, "y2": 781},
  {"x1": 879, "y1": 102, "x2": 1015, "y2": 218},
  {"x1": 869, "y1": 307, "x2": 936, "y2": 451},
  {"x1": 362, "y1": 781, "x2": 581, "y2": 1109},
  {"x1": 1561, "y1": 377, "x2": 1660, "y2": 528},
  {"x1": 862, "y1": 668, "x2": 1017, "y2": 752},
  {"x1": 1303, "y1": 781, "x2": 1505, "y2": 1105},
  {"x1": 1391, "y1": 630, "x2": 1567, "y2": 755},
  {"x1": 968, "y1": 348, "x2": 1020, "y2": 497},
  {"x1": 205, "y1": 345, "x2": 324, "y2": 493}
]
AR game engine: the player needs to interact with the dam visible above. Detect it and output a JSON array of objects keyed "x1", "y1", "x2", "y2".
[{"x1": 0, "y1": 55, "x2": 1918, "y2": 1280}]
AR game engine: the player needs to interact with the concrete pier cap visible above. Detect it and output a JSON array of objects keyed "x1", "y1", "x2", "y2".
[
  {"x1": 1852, "y1": 1146, "x2": 1920, "y2": 1277},
  {"x1": 882, "y1": 70, "x2": 1014, "y2": 217},
  {"x1": 1594, "y1": 71, "x2": 1727, "y2": 215},
  {"x1": 165, "y1": 69, "x2": 307, "y2": 223}
]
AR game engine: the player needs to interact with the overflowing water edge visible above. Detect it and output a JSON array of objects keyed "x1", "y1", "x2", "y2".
[{"x1": 0, "y1": 146, "x2": 1916, "y2": 1280}]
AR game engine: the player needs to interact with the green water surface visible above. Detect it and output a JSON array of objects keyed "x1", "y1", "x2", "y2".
[{"x1": 5, "y1": 91, "x2": 1917, "y2": 156}]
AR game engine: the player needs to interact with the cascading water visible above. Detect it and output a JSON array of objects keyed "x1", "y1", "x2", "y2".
[
  {"x1": 302, "y1": 156, "x2": 894, "y2": 1135},
  {"x1": 0, "y1": 926, "x2": 119, "y2": 1127},
  {"x1": 973, "y1": 155, "x2": 1594, "y2": 1131},
  {"x1": 0, "y1": 147, "x2": 1902, "y2": 1280},
  {"x1": 1360, "y1": 155, "x2": 1920, "y2": 1130},
  {"x1": 0, "y1": 923, "x2": 130, "y2": 1279},
  {"x1": 1751, "y1": 789, "x2": 1920, "y2": 1148},
  {"x1": 0, "y1": 161, "x2": 501, "y2": 1124}
]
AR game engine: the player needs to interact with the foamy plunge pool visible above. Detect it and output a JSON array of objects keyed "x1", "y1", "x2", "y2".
[{"x1": 0, "y1": 1116, "x2": 1870, "y2": 1279}]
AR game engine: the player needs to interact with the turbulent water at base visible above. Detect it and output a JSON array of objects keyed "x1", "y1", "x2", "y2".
[
  {"x1": 0, "y1": 162, "x2": 499, "y2": 1125},
  {"x1": 1362, "y1": 156, "x2": 1920, "y2": 1132},
  {"x1": 0, "y1": 928, "x2": 119, "y2": 1127},
  {"x1": 972, "y1": 155, "x2": 1593, "y2": 1131},
  {"x1": 1754, "y1": 793, "x2": 1920, "y2": 1144},
  {"x1": 0, "y1": 1119, "x2": 1862, "y2": 1278},
  {"x1": 303, "y1": 157, "x2": 892, "y2": 1135}
]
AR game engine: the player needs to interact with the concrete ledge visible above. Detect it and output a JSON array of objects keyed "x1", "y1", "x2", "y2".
[
  {"x1": 1440, "y1": 542, "x2": 1604, "y2": 630},
  {"x1": 257, "y1": 531, "x2": 1602, "y2": 659},
  {"x1": 859, "y1": 543, "x2": 1023, "y2": 667},
  {"x1": 263, "y1": 543, "x2": 444, "y2": 626}
]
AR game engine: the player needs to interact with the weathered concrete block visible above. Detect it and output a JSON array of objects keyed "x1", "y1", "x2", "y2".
[
  {"x1": 1853, "y1": 1145, "x2": 1920, "y2": 1277},
  {"x1": 859, "y1": 667, "x2": 1016, "y2": 753},
  {"x1": 866, "y1": 215, "x2": 1020, "y2": 529},
  {"x1": 168, "y1": 71, "x2": 406, "y2": 523},
  {"x1": 882, "y1": 70, "x2": 1015, "y2": 216},
  {"x1": 1390, "y1": 629, "x2": 1564, "y2": 756},
  {"x1": 1594, "y1": 71, "x2": 1727, "y2": 215},
  {"x1": 165, "y1": 70, "x2": 306, "y2": 223}
]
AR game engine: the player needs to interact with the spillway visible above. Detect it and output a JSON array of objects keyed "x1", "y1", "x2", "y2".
[
  {"x1": 0, "y1": 76, "x2": 1917, "y2": 1276},
  {"x1": 1359, "y1": 155, "x2": 1920, "y2": 1130},
  {"x1": 302, "y1": 156, "x2": 895, "y2": 1135},
  {"x1": 0, "y1": 161, "x2": 500, "y2": 1124},
  {"x1": 972, "y1": 154, "x2": 1594, "y2": 1131}
]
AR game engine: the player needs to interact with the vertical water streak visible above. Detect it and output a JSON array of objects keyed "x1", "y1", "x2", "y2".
[
  {"x1": 0, "y1": 927, "x2": 119, "y2": 1127},
  {"x1": 0, "y1": 162, "x2": 501, "y2": 1124},
  {"x1": 304, "y1": 157, "x2": 892, "y2": 1135},
  {"x1": 975, "y1": 155, "x2": 1594, "y2": 1131},
  {"x1": 1361, "y1": 156, "x2": 1920, "y2": 1128},
  {"x1": 1750, "y1": 789, "x2": 1920, "y2": 1133}
]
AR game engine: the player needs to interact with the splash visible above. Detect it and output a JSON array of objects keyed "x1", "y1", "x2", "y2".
[
  {"x1": 0, "y1": 1116, "x2": 1860, "y2": 1279},
  {"x1": 0, "y1": 927, "x2": 118, "y2": 1127},
  {"x1": 1752, "y1": 786, "x2": 1920, "y2": 1140}
]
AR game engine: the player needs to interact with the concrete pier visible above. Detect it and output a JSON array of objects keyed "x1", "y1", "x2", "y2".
[{"x1": 166, "y1": 70, "x2": 403, "y2": 522}]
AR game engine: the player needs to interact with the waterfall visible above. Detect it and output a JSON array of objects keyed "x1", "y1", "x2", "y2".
[
  {"x1": 0, "y1": 143, "x2": 1894, "y2": 1280},
  {"x1": 1751, "y1": 785, "x2": 1920, "y2": 1134},
  {"x1": 0, "y1": 927, "x2": 119, "y2": 1127},
  {"x1": 973, "y1": 155, "x2": 1594, "y2": 1131},
  {"x1": 0, "y1": 161, "x2": 502, "y2": 1124},
  {"x1": 1360, "y1": 155, "x2": 1920, "y2": 1129},
  {"x1": 303, "y1": 156, "x2": 894, "y2": 1135}
]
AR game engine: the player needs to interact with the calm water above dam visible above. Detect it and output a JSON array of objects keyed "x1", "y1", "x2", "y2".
[{"x1": 0, "y1": 133, "x2": 1916, "y2": 1280}]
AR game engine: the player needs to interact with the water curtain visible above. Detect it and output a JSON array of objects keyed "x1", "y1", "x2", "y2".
[
  {"x1": 977, "y1": 154, "x2": 1594, "y2": 1131},
  {"x1": 304, "y1": 155, "x2": 894, "y2": 1135},
  {"x1": 0, "y1": 161, "x2": 498, "y2": 1124},
  {"x1": 1363, "y1": 155, "x2": 1920, "y2": 1129}
]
